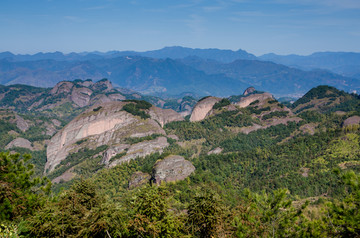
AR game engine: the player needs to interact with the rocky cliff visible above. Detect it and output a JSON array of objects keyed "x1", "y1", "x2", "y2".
[
  {"x1": 45, "y1": 101, "x2": 182, "y2": 173},
  {"x1": 235, "y1": 92, "x2": 273, "y2": 108},
  {"x1": 190, "y1": 97, "x2": 221, "y2": 122}
]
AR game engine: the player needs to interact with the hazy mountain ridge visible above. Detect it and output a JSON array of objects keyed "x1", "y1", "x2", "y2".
[
  {"x1": 0, "y1": 46, "x2": 359, "y2": 98},
  {"x1": 260, "y1": 51, "x2": 360, "y2": 79},
  {"x1": 179, "y1": 57, "x2": 360, "y2": 97},
  {"x1": 0, "y1": 46, "x2": 256, "y2": 63}
]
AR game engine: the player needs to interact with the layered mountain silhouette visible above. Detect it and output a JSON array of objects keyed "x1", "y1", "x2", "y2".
[{"x1": 0, "y1": 46, "x2": 359, "y2": 97}]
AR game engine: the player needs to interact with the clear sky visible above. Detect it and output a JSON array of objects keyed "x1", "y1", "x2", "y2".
[{"x1": 1, "y1": 0, "x2": 360, "y2": 55}]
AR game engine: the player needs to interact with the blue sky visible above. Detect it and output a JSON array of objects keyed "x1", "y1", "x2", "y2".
[{"x1": 0, "y1": 0, "x2": 359, "y2": 55}]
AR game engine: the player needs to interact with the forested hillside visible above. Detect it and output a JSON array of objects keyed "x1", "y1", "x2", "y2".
[{"x1": 1, "y1": 85, "x2": 360, "y2": 237}]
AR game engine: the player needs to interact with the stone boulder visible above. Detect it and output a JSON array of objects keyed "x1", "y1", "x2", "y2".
[
  {"x1": 129, "y1": 171, "x2": 151, "y2": 189},
  {"x1": 343, "y1": 116, "x2": 360, "y2": 127},
  {"x1": 6, "y1": 138, "x2": 33, "y2": 151},
  {"x1": 152, "y1": 155, "x2": 195, "y2": 184},
  {"x1": 190, "y1": 97, "x2": 221, "y2": 122}
]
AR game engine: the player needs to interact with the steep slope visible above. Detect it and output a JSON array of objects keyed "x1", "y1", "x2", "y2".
[
  {"x1": 190, "y1": 96, "x2": 221, "y2": 122},
  {"x1": 45, "y1": 101, "x2": 183, "y2": 179},
  {"x1": 292, "y1": 85, "x2": 360, "y2": 114}
]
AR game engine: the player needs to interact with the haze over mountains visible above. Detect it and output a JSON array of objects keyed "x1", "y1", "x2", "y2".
[{"x1": 0, "y1": 46, "x2": 359, "y2": 98}]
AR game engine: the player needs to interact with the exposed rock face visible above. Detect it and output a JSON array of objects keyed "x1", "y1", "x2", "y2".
[
  {"x1": 190, "y1": 97, "x2": 221, "y2": 122},
  {"x1": 52, "y1": 119, "x2": 61, "y2": 127},
  {"x1": 236, "y1": 93, "x2": 273, "y2": 108},
  {"x1": 167, "y1": 135, "x2": 179, "y2": 141},
  {"x1": 6, "y1": 138, "x2": 33, "y2": 150},
  {"x1": 109, "y1": 137, "x2": 169, "y2": 167},
  {"x1": 78, "y1": 79, "x2": 94, "y2": 87},
  {"x1": 50, "y1": 81, "x2": 74, "y2": 95},
  {"x1": 15, "y1": 114, "x2": 29, "y2": 132},
  {"x1": 243, "y1": 87, "x2": 255, "y2": 96},
  {"x1": 46, "y1": 101, "x2": 181, "y2": 173},
  {"x1": 343, "y1": 116, "x2": 360, "y2": 127},
  {"x1": 91, "y1": 79, "x2": 113, "y2": 92},
  {"x1": 108, "y1": 93, "x2": 126, "y2": 101},
  {"x1": 71, "y1": 87, "x2": 93, "y2": 107},
  {"x1": 129, "y1": 171, "x2": 151, "y2": 189},
  {"x1": 152, "y1": 155, "x2": 195, "y2": 184},
  {"x1": 45, "y1": 122, "x2": 57, "y2": 136},
  {"x1": 52, "y1": 168, "x2": 76, "y2": 184},
  {"x1": 207, "y1": 147, "x2": 223, "y2": 155},
  {"x1": 102, "y1": 144, "x2": 130, "y2": 164},
  {"x1": 299, "y1": 123, "x2": 317, "y2": 135},
  {"x1": 148, "y1": 106, "x2": 184, "y2": 127}
]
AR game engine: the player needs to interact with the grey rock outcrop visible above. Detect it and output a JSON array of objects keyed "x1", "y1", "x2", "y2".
[
  {"x1": 46, "y1": 101, "x2": 182, "y2": 173},
  {"x1": 91, "y1": 79, "x2": 113, "y2": 92},
  {"x1": 207, "y1": 147, "x2": 223, "y2": 155},
  {"x1": 6, "y1": 138, "x2": 33, "y2": 151},
  {"x1": 109, "y1": 137, "x2": 169, "y2": 167},
  {"x1": 50, "y1": 81, "x2": 74, "y2": 95},
  {"x1": 190, "y1": 97, "x2": 221, "y2": 122},
  {"x1": 236, "y1": 93, "x2": 273, "y2": 108},
  {"x1": 71, "y1": 87, "x2": 93, "y2": 107},
  {"x1": 148, "y1": 106, "x2": 184, "y2": 127},
  {"x1": 129, "y1": 171, "x2": 151, "y2": 189},
  {"x1": 102, "y1": 144, "x2": 130, "y2": 164},
  {"x1": 343, "y1": 116, "x2": 360, "y2": 127},
  {"x1": 243, "y1": 87, "x2": 255, "y2": 96},
  {"x1": 152, "y1": 155, "x2": 195, "y2": 184},
  {"x1": 15, "y1": 114, "x2": 29, "y2": 132}
]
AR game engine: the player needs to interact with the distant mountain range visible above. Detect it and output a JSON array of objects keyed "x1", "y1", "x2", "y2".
[
  {"x1": 0, "y1": 46, "x2": 359, "y2": 97},
  {"x1": 259, "y1": 52, "x2": 360, "y2": 79}
]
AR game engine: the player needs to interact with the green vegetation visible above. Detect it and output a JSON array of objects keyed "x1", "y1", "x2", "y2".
[
  {"x1": 48, "y1": 145, "x2": 108, "y2": 180},
  {"x1": 122, "y1": 100, "x2": 152, "y2": 119},
  {"x1": 0, "y1": 152, "x2": 50, "y2": 221},
  {"x1": 124, "y1": 133, "x2": 163, "y2": 145},
  {"x1": 1, "y1": 84, "x2": 360, "y2": 237},
  {"x1": 262, "y1": 110, "x2": 289, "y2": 120},
  {"x1": 212, "y1": 98, "x2": 231, "y2": 109}
]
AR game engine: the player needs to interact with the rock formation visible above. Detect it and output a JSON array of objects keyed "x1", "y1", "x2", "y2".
[
  {"x1": 102, "y1": 144, "x2": 130, "y2": 164},
  {"x1": 148, "y1": 106, "x2": 184, "y2": 127},
  {"x1": 15, "y1": 114, "x2": 29, "y2": 132},
  {"x1": 243, "y1": 86, "x2": 255, "y2": 96},
  {"x1": 108, "y1": 137, "x2": 169, "y2": 167},
  {"x1": 236, "y1": 93, "x2": 273, "y2": 108},
  {"x1": 152, "y1": 155, "x2": 195, "y2": 184},
  {"x1": 190, "y1": 97, "x2": 221, "y2": 122},
  {"x1": 45, "y1": 101, "x2": 182, "y2": 173},
  {"x1": 6, "y1": 138, "x2": 33, "y2": 151},
  {"x1": 207, "y1": 147, "x2": 223, "y2": 155},
  {"x1": 343, "y1": 116, "x2": 360, "y2": 127}
]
